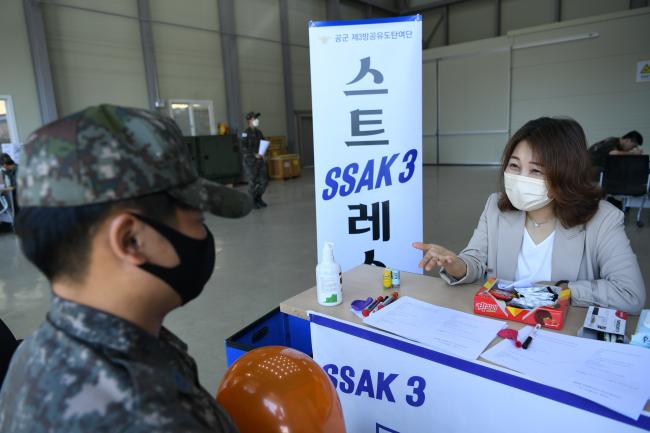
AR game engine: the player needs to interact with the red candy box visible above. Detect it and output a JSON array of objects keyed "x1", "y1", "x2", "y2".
[{"x1": 473, "y1": 278, "x2": 571, "y2": 330}]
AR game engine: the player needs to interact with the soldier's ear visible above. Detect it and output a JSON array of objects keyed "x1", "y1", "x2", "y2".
[{"x1": 107, "y1": 213, "x2": 148, "y2": 265}]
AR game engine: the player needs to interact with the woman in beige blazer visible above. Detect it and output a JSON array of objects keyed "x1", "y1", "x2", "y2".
[{"x1": 414, "y1": 117, "x2": 646, "y2": 314}]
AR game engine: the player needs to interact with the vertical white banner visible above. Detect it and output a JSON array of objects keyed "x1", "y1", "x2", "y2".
[{"x1": 309, "y1": 17, "x2": 423, "y2": 273}]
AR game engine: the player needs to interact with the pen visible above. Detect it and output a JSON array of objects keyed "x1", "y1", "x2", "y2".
[
  {"x1": 371, "y1": 293, "x2": 396, "y2": 314},
  {"x1": 361, "y1": 296, "x2": 384, "y2": 317},
  {"x1": 522, "y1": 323, "x2": 541, "y2": 349},
  {"x1": 377, "y1": 292, "x2": 399, "y2": 311}
]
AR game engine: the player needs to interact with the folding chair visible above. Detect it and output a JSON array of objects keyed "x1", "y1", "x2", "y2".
[{"x1": 599, "y1": 155, "x2": 650, "y2": 227}]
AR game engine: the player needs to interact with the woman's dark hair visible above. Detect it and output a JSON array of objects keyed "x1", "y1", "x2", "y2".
[
  {"x1": 15, "y1": 192, "x2": 181, "y2": 283},
  {"x1": 622, "y1": 130, "x2": 643, "y2": 146},
  {"x1": 0, "y1": 153, "x2": 15, "y2": 166},
  {"x1": 497, "y1": 117, "x2": 603, "y2": 227}
]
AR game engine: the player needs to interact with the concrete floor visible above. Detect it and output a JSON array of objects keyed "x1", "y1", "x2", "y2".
[{"x1": 1, "y1": 166, "x2": 648, "y2": 394}]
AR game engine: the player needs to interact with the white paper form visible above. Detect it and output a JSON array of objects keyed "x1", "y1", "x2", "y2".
[
  {"x1": 258, "y1": 139, "x2": 270, "y2": 156},
  {"x1": 481, "y1": 326, "x2": 650, "y2": 420},
  {"x1": 362, "y1": 296, "x2": 506, "y2": 360}
]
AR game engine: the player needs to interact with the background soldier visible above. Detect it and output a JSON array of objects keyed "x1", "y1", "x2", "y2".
[
  {"x1": 240, "y1": 111, "x2": 269, "y2": 209},
  {"x1": 0, "y1": 104, "x2": 252, "y2": 432}
]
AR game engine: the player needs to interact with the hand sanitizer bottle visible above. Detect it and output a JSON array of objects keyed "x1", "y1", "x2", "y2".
[{"x1": 316, "y1": 242, "x2": 342, "y2": 306}]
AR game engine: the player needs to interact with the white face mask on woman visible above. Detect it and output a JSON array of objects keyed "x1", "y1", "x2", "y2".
[
  {"x1": 252, "y1": 118, "x2": 260, "y2": 128},
  {"x1": 503, "y1": 172, "x2": 553, "y2": 211}
]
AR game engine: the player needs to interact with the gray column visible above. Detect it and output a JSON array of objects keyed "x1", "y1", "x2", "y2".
[
  {"x1": 136, "y1": 0, "x2": 161, "y2": 111},
  {"x1": 555, "y1": 0, "x2": 562, "y2": 22},
  {"x1": 443, "y1": 5, "x2": 449, "y2": 46},
  {"x1": 217, "y1": 0, "x2": 243, "y2": 133},
  {"x1": 23, "y1": 0, "x2": 58, "y2": 123},
  {"x1": 495, "y1": 0, "x2": 501, "y2": 36},
  {"x1": 279, "y1": 0, "x2": 296, "y2": 152}
]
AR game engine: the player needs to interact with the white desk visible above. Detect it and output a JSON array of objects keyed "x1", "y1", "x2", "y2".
[{"x1": 281, "y1": 265, "x2": 649, "y2": 433}]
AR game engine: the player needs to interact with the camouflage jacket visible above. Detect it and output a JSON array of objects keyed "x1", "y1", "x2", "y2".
[
  {"x1": 239, "y1": 127, "x2": 264, "y2": 158},
  {"x1": 0, "y1": 296, "x2": 238, "y2": 433}
]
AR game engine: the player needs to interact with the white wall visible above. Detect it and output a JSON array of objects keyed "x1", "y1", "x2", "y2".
[
  {"x1": 235, "y1": 0, "x2": 286, "y2": 136},
  {"x1": 42, "y1": 0, "x2": 149, "y2": 116},
  {"x1": 510, "y1": 9, "x2": 650, "y2": 145},
  {"x1": 5, "y1": 0, "x2": 648, "y2": 160},
  {"x1": 422, "y1": 8, "x2": 650, "y2": 164},
  {"x1": 0, "y1": 0, "x2": 42, "y2": 143},
  {"x1": 150, "y1": 0, "x2": 228, "y2": 125},
  {"x1": 423, "y1": 0, "x2": 636, "y2": 49}
]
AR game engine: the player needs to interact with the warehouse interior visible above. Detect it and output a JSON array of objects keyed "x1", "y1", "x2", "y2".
[{"x1": 1, "y1": 0, "x2": 649, "y2": 395}]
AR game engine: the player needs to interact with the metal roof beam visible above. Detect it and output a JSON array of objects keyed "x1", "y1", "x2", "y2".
[
  {"x1": 402, "y1": 0, "x2": 467, "y2": 14},
  {"x1": 347, "y1": 0, "x2": 398, "y2": 15}
]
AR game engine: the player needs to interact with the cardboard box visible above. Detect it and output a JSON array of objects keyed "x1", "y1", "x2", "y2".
[{"x1": 473, "y1": 278, "x2": 571, "y2": 330}]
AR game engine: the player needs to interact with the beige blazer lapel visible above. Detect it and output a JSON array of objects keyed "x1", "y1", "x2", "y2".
[
  {"x1": 551, "y1": 222, "x2": 585, "y2": 282},
  {"x1": 497, "y1": 210, "x2": 525, "y2": 281}
]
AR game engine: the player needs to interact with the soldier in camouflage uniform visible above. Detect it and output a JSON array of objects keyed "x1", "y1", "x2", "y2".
[
  {"x1": 240, "y1": 111, "x2": 269, "y2": 209},
  {"x1": 0, "y1": 104, "x2": 253, "y2": 432}
]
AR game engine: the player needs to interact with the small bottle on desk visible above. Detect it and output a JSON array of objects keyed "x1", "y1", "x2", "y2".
[
  {"x1": 391, "y1": 269, "x2": 400, "y2": 289},
  {"x1": 382, "y1": 268, "x2": 392, "y2": 289}
]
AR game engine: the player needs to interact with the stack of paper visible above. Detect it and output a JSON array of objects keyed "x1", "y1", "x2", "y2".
[
  {"x1": 481, "y1": 326, "x2": 650, "y2": 420},
  {"x1": 363, "y1": 296, "x2": 506, "y2": 360}
]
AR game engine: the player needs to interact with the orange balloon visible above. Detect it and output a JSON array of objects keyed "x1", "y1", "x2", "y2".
[{"x1": 216, "y1": 346, "x2": 346, "y2": 433}]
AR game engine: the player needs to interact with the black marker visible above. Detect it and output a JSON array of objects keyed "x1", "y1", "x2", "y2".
[{"x1": 522, "y1": 324, "x2": 541, "y2": 349}]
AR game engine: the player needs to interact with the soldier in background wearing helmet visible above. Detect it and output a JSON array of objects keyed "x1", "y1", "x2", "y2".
[
  {"x1": 0, "y1": 105, "x2": 252, "y2": 432},
  {"x1": 240, "y1": 111, "x2": 269, "y2": 209}
]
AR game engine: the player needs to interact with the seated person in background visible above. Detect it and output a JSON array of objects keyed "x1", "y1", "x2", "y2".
[
  {"x1": 588, "y1": 130, "x2": 644, "y2": 172},
  {"x1": 0, "y1": 105, "x2": 253, "y2": 432},
  {"x1": 0, "y1": 153, "x2": 18, "y2": 187},
  {"x1": 413, "y1": 117, "x2": 646, "y2": 314}
]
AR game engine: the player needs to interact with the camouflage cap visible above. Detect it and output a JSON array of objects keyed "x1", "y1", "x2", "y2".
[
  {"x1": 18, "y1": 104, "x2": 253, "y2": 218},
  {"x1": 245, "y1": 111, "x2": 260, "y2": 120}
]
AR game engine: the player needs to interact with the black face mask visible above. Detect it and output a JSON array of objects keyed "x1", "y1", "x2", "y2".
[{"x1": 132, "y1": 213, "x2": 216, "y2": 305}]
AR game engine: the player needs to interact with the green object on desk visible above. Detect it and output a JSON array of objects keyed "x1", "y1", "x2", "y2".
[{"x1": 324, "y1": 294, "x2": 338, "y2": 303}]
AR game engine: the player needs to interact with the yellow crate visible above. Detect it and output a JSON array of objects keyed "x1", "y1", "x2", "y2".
[
  {"x1": 267, "y1": 147, "x2": 287, "y2": 159},
  {"x1": 269, "y1": 154, "x2": 301, "y2": 180},
  {"x1": 288, "y1": 154, "x2": 301, "y2": 177},
  {"x1": 266, "y1": 136, "x2": 286, "y2": 147}
]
